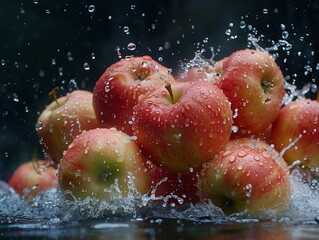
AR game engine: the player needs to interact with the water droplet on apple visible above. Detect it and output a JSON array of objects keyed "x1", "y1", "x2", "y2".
[
  {"x1": 237, "y1": 150, "x2": 247, "y2": 158},
  {"x1": 231, "y1": 126, "x2": 238, "y2": 133},
  {"x1": 228, "y1": 155, "x2": 236, "y2": 163},
  {"x1": 31, "y1": 184, "x2": 39, "y2": 190},
  {"x1": 105, "y1": 85, "x2": 110, "y2": 92}
]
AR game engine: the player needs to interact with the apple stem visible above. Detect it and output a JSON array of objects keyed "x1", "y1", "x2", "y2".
[
  {"x1": 165, "y1": 82, "x2": 174, "y2": 103},
  {"x1": 31, "y1": 151, "x2": 41, "y2": 175},
  {"x1": 49, "y1": 87, "x2": 60, "y2": 107}
]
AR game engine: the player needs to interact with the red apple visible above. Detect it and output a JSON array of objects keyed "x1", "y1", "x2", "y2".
[
  {"x1": 225, "y1": 137, "x2": 288, "y2": 169},
  {"x1": 176, "y1": 67, "x2": 209, "y2": 82},
  {"x1": 93, "y1": 56, "x2": 176, "y2": 136},
  {"x1": 36, "y1": 90, "x2": 101, "y2": 166},
  {"x1": 58, "y1": 128, "x2": 150, "y2": 200},
  {"x1": 8, "y1": 160, "x2": 58, "y2": 199},
  {"x1": 200, "y1": 145, "x2": 291, "y2": 217},
  {"x1": 133, "y1": 81, "x2": 233, "y2": 173},
  {"x1": 215, "y1": 49, "x2": 286, "y2": 136},
  {"x1": 147, "y1": 162, "x2": 200, "y2": 205},
  {"x1": 271, "y1": 99, "x2": 319, "y2": 169}
]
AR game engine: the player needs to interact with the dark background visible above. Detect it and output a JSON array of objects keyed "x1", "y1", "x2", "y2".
[{"x1": 1, "y1": 0, "x2": 318, "y2": 180}]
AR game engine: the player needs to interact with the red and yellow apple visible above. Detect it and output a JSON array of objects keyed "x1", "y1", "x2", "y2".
[
  {"x1": 271, "y1": 99, "x2": 319, "y2": 169},
  {"x1": 8, "y1": 160, "x2": 58, "y2": 199},
  {"x1": 200, "y1": 145, "x2": 291, "y2": 217},
  {"x1": 93, "y1": 56, "x2": 176, "y2": 136},
  {"x1": 133, "y1": 81, "x2": 233, "y2": 173},
  {"x1": 215, "y1": 49, "x2": 285, "y2": 136},
  {"x1": 58, "y1": 128, "x2": 150, "y2": 200},
  {"x1": 225, "y1": 137, "x2": 288, "y2": 169},
  {"x1": 36, "y1": 90, "x2": 101, "y2": 166}
]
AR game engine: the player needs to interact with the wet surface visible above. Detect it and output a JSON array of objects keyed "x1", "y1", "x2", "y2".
[{"x1": 1, "y1": 217, "x2": 319, "y2": 239}]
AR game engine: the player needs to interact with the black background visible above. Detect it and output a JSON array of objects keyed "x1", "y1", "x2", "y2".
[{"x1": 1, "y1": 0, "x2": 319, "y2": 180}]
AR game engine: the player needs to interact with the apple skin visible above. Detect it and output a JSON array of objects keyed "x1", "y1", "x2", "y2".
[
  {"x1": 58, "y1": 128, "x2": 150, "y2": 200},
  {"x1": 271, "y1": 99, "x2": 319, "y2": 169},
  {"x1": 93, "y1": 56, "x2": 176, "y2": 136},
  {"x1": 8, "y1": 160, "x2": 58, "y2": 199},
  {"x1": 133, "y1": 81, "x2": 233, "y2": 173},
  {"x1": 215, "y1": 49, "x2": 286, "y2": 136},
  {"x1": 200, "y1": 145, "x2": 291, "y2": 217},
  {"x1": 147, "y1": 162, "x2": 200, "y2": 204},
  {"x1": 36, "y1": 90, "x2": 101, "y2": 167},
  {"x1": 176, "y1": 67, "x2": 211, "y2": 82},
  {"x1": 225, "y1": 138, "x2": 288, "y2": 169}
]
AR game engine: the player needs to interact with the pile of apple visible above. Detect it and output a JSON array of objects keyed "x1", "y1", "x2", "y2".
[{"x1": 7, "y1": 49, "x2": 319, "y2": 218}]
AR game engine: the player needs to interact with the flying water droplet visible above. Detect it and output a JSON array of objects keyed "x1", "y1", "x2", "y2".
[
  {"x1": 282, "y1": 31, "x2": 289, "y2": 39},
  {"x1": 239, "y1": 21, "x2": 246, "y2": 29},
  {"x1": 88, "y1": 5, "x2": 95, "y2": 13},
  {"x1": 123, "y1": 26, "x2": 130, "y2": 34},
  {"x1": 127, "y1": 43, "x2": 136, "y2": 51},
  {"x1": 83, "y1": 62, "x2": 90, "y2": 70}
]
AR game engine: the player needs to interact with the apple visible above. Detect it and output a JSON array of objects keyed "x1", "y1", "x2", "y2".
[
  {"x1": 36, "y1": 90, "x2": 101, "y2": 166},
  {"x1": 93, "y1": 56, "x2": 176, "y2": 136},
  {"x1": 8, "y1": 160, "x2": 58, "y2": 199},
  {"x1": 58, "y1": 128, "x2": 150, "y2": 201},
  {"x1": 176, "y1": 67, "x2": 209, "y2": 82},
  {"x1": 271, "y1": 99, "x2": 319, "y2": 169},
  {"x1": 214, "y1": 49, "x2": 286, "y2": 136},
  {"x1": 200, "y1": 144, "x2": 291, "y2": 217},
  {"x1": 225, "y1": 137, "x2": 288, "y2": 169},
  {"x1": 133, "y1": 81, "x2": 233, "y2": 173},
  {"x1": 147, "y1": 161, "x2": 200, "y2": 205}
]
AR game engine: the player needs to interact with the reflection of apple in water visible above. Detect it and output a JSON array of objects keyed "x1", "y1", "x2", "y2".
[
  {"x1": 133, "y1": 81, "x2": 233, "y2": 173},
  {"x1": 93, "y1": 56, "x2": 176, "y2": 136},
  {"x1": 58, "y1": 128, "x2": 150, "y2": 201},
  {"x1": 8, "y1": 160, "x2": 58, "y2": 199},
  {"x1": 36, "y1": 90, "x2": 101, "y2": 166},
  {"x1": 271, "y1": 99, "x2": 319, "y2": 169},
  {"x1": 215, "y1": 49, "x2": 285, "y2": 136},
  {"x1": 200, "y1": 144, "x2": 291, "y2": 217},
  {"x1": 148, "y1": 162, "x2": 200, "y2": 204}
]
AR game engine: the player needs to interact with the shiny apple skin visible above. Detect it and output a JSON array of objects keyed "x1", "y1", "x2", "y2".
[
  {"x1": 200, "y1": 145, "x2": 291, "y2": 217},
  {"x1": 226, "y1": 137, "x2": 288, "y2": 169},
  {"x1": 58, "y1": 128, "x2": 150, "y2": 200},
  {"x1": 215, "y1": 49, "x2": 286, "y2": 136},
  {"x1": 36, "y1": 90, "x2": 101, "y2": 166},
  {"x1": 271, "y1": 99, "x2": 319, "y2": 169},
  {"x1": 8, "y1": 160, "x2": 58, "y2": 199},
  {"x1": 133, "y1": 81, "x2": 233, "y2": 173},
  {"x1": 93, "y1": 56, "x2": 176, "y2": 136}
]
